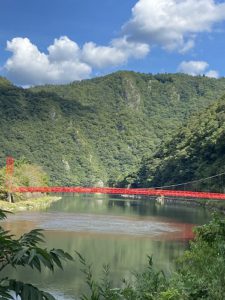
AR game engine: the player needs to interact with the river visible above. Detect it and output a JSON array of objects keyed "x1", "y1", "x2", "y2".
[{"x1": 1, "y1": 194, "x2": 211, "y2": 299}]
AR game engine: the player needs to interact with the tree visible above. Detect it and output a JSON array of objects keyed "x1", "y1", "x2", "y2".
[
  {"x1": 0, "y1": 161, "x2": 49, "y2": 202},
  {"x1": 0, "y1": 209, "x2": 73, "y2": 299}
]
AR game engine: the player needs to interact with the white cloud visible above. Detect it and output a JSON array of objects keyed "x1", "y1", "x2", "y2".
[
  {"x1": 112, "y1": 37, "x2": 149, "y2": 59},
  {"x1": 5, "y1": 37, "x2": 92, "y2": 85},
  {"x1": 4, "y1": 36, "x2": 150, "y2": 85},
  {"x1": 82, "y1": 37, "x2": 149, "y2": 68},
  {"x1": 178, "y1": 60, "x2": 209, "y2": 76},
  {"x1": 205, "y1": 70, "x2": 219, "y2": 78},
  {"x1": 123, "y1": 0, "x2": 225, "y2": 52},
  {"x1": 48, "y1": 36, "x2": 80, "y2": 62},
  {"x1": 82, "y1": 42, "x2": 127, "y2": 69},
  {"x1": 178, "y1": 60, "x2": 219, "y2": 78}
]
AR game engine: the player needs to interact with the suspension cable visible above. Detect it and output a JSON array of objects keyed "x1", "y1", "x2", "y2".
[{"x1": 154, "y1": 171, "x2": 225, "y2": 189}]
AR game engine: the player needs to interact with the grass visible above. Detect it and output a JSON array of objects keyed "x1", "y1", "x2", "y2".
[{"x1": 0, "y1": 196, "x2": 61, "y2": 212}]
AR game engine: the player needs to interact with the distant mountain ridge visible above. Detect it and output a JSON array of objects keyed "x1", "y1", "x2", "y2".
[{"x1": 1, "y1": 71, "x2": 225, "y2": 186}]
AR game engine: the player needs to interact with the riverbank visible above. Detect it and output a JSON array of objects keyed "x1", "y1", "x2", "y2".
[
  {"x1": 120, "y1": 194, "x2": 225, "y2": 213},
  {"x1": 166, "y1": 198, "x2": 225, "y2": 213},
  {"x1": 0, "y1": 196, "x2": 61, "y2": 212}
]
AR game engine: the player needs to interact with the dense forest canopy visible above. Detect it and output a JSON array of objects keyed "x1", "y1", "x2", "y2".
[
  {"x1": 127, "y1": 95, "x2": 225, "y2": 192},
  {"x1": 1, "y1": 72, "x2": 225, "y2": 186}
]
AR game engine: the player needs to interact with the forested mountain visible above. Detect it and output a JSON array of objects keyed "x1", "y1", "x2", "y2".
[
  {"x1": 1, "y1": 72, "x2": 225, "y2": 186},
  {"x1": 129, "y1": 94, "x2": 225, "y2": 192}
]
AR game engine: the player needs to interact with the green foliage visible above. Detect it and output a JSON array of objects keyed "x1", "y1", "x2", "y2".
[
  {"x1": 122, "y1": 256, "x2": 168, "y2": 300},
  {"x1": 171, "y1": 214, "x2": 225, "y2": 299},
  {"x1": 158, "y1": 288, "x2": 180, "y2": 300},
  {"x1": 0, "y1": 172, "x2": 7, "y2": 200},
  {"x1": 1, "y1": 72, "x2": 225, "y2": 186},
  {"x1": 76, "y1": 251, "x2": 120, "y2": 300},
  {"x1": 77, "y1": 252, "x2": 169, "y2": 300},
  {"x1": 13, "y1": 163, "x2": 49, "y2": 188},
  {"x1": 77, "y1": 215, "x2": 225, "y2": 300},
  {"x1": 0, "y1": 160, "x2": 49, "y2": 201},
  {"x1": 0, "y1": 209, "x2": 73, "y2": 299},
  {"x1": 0, "y1": 279, "x2": 56, "y2": 300},
  {"x1": 130, "y1": 94, "x2": 225, "y2": 191},
  {"x1": 0, "y1": 77, "x2": 12, "y2": 88}
]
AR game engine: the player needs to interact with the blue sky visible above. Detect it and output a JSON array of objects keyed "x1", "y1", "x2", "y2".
[{"x1": 0, "y1": 0, "x2": 225, "y2": 86}]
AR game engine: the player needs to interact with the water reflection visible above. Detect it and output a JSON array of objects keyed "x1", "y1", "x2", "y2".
[
  {"x1": 3, "y1": 232, "x2": 187, "y2": 299},
  {"x1": 1, "y1": 195, "x2": 211, "y2": 299},
  {"x1": 47, "y1": 194, "x2": 210, "y2": 225}
]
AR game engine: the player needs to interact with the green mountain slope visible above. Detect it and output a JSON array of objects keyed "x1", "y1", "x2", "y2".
[
  {"x1": 1, "y1": 72, "x2": 225, "y2": 186},
  {"x1": 130, "y1": 94, "x2": 225, "y2": 192}
]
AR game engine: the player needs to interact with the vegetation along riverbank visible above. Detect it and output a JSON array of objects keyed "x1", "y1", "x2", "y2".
[
  {"x1": 0, "y1": 196, "x2": 61, "y2": 212},
  {"x1": 0, "y1": 158, "x2": 61, "y2": 212},
  {"x1": 158, "y1": 197, "x2": 225, "y2": 213}
]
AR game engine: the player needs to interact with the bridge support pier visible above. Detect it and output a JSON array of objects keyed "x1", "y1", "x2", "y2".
[
  {"x1": 156, "y1": 195, "x2": 165, "y2": 205},
  {"x1": 7, "y1": 192, "x2": 14, "y2": 203}
]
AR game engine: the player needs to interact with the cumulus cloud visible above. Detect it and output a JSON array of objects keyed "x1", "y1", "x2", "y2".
[
  {"x1": 112, "y1": 37, "x2": 150, "y2": 59},
  {"x1": 82, "y1": 37, "x2": 149, "y2": 68},
  {"x1": 205, "y1": 70, "x2": 219, "y2": 78},
  {"x1": 178, "y1": 60, "x2": 219, "y2": 78},
  {"x1": 4, "y1": 35, "x2": 149, "y2": 85},
  {"x1": 178, "y1": 60, "x2": 209, "y2": 76},
  {"x1": 5, "y1": 37, "x2": 92, "y2": 85},
  {"x1": 48, "y1": 36, "x2": 80, "y2": 62},
  {"x1": 82, "y1": 42, "x2": 127, "y2": 69},
  {"x1": 123, "y1": 0, "x2": 225, "y2": 52}
]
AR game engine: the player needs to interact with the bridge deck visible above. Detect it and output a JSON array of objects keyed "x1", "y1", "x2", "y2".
[{"x1": 13, "y1": 186, "x2": 225, "y2": 200}]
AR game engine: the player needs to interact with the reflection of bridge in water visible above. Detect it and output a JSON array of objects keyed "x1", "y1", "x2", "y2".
[{"x1": 6, "y1": 157, "x2": 225, "y2": 201}]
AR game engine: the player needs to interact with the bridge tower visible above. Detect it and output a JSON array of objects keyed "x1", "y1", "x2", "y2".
[{"x1": 5, "y1": 156, "x2": 15, "y2": 202}]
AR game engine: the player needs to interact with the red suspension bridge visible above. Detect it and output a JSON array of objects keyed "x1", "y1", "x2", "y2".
[{"x1": 5, "y1": 157, "x2": 225, "y2": 201}]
